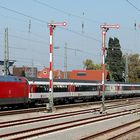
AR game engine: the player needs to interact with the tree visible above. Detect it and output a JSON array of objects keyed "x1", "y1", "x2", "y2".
[
  {"x1": 21, "y1": 70, "x2": 26, "y2": 77},
  {"x1": 105, "y1": 37, "x2": 125, "y2": 82},
  {"x1": 83, "y1": 59, "x2": 101, "y2": 70},
  {"x1": 127, "y1": 54, "x2": 140, "y2": 82}
]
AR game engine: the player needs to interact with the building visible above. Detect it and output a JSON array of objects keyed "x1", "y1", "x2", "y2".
[
  {"x1": 0, "y1": 60, "x2": 15, "y2": 75},
  {"x1": 13, "y1": 66, "x2": 37, "y2": 77},
  {"x1": 69, "y1": 70, "x2": 110, "y2": 81},
  {"x1": 37, "y1": 68, "x2": 110, "y2": 81},
  {"x1": 37, "y1": 68, "x2": 64, "y2": 79}
]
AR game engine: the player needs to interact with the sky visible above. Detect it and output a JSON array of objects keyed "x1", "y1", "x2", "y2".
[{"x1": 0, "y1": 0, "x2": 140, "y2": 71}]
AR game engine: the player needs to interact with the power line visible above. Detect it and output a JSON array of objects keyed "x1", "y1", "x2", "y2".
[
  {"x1": 65, "y1": 46, "x2": 100, "y2": 57},
  {"x1": 9, "y1": 34, "x2": 48, "y2": 45},
  {"x1": 33, "y1": 0, "x2": 101, "y2": 24},
  {"x1": 59, "y1": 26, "x2": 101, "y2": 43},
  {"x1": 126, "y1": 0, "x2": 140, "y2": 12},
  {"x1": 0, "y1": 4, "x2": 101, "y2": 43},
  {"x1": 0, "y1": 13, "x2": 28, "y2": 23},
  {"x1": 0, "y1": 5, "x2": 48, "y2": 24},
  {"x1": 14, "y1": 29, "x2": 48, "y2": 41},
  {"x1": 0, "y1": 33, "x2": 48, "y2": 51}
]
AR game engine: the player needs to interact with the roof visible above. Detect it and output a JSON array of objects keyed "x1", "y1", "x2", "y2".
[
  {"x1": 69, "y1": 70, "x2": 109, "y2": 81},
  {"x1": 27, "y1": 77, "x2": 99, "y2": 83},
  {"x1": 0, "y1": 60, "x2": 15, "y2": 66},
  {"x1": 0, "y1": 75, "x2": 21, "y2": 82}
]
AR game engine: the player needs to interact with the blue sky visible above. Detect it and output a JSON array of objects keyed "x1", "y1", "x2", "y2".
[{"x1": 0, "y1": 0, "x2": 140, "y2": 70}]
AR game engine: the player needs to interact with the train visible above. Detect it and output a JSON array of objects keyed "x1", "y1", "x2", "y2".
[{"x1": 0, "y1": 75, "x2": 140, "y2": 108}]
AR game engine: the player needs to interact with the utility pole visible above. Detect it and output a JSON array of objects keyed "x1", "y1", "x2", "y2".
[
  {"x1": 64, "y1": 43, "x2": 67, "y2": 79},
  {"x1": 125, "y1": 53, "x2": 129, "y2": 82},
  {"x1": 63, "y1": 46, "x2": 84, "y2": 78},
  {"x1": 100, "y1": 24, "x2": 119, "y2": 113},
  {"x1": 48, "y1": 21, "x2": 67, "y2": 112},
  {"x1": 31, "y1": 59, "x2": 34, "y2": 77},
  {"x1": 4, "y1": 27, "x2": 9, "y2": 75}
]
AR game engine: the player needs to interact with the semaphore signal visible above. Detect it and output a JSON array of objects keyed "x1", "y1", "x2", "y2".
[
  {"x1": 48, "y1": 21, "x2": 67, "y2": 112},
  {"x1": 100, "y1": 23, "x2": 120, "y2": 113}
]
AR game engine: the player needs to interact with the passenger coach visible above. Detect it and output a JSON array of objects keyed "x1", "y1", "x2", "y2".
[{"x1": 0, "y1": 76, "x2": 140, "y2": 107}]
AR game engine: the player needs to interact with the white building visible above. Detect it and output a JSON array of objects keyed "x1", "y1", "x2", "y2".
[{"x1": 0, "y1": 61, "x2": 15, "y2": 75}]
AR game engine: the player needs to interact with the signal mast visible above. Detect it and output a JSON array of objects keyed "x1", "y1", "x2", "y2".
[
  {"x1": 48, "y1": 22, "x2": 67, "y2": 112},
  {"x1": 100, "y1": 23, "x2": 120, "y2": 113}
]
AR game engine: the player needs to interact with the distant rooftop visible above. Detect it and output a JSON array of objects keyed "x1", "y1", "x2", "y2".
[{"x1": 0, "y1": 60, "x2": 15, "y2": 66}]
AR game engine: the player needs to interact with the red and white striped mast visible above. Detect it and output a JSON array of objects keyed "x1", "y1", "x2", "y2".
[
  {"x1": 100, "y1": 23, "x2": 120, "y2": 113},
  {"x1": 48, "y1": 21, "x2": 67, "y2": 112}
]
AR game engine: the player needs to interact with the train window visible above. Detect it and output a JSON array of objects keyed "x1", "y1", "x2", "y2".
[
  {"x1": 105, "y1": 86, "x2": 110, "y2": 91},
  {"x1": 105, "y1": 85, "x2": 116, "y2": 91},
  {"x1": 75, "y1": 85, "x2": 97, "y2": 91},
  {"x1": 98, "y1": 85, "x2": 101, "y2": 91},
  {"x1": 18, "y1": 78, "x2": 22, "y2": 81},
  {"x1": 122, "y1": 86, "x2": 131, "y2": 90},
  {"x1": 131, "y1": 86, "x2": 135, "y2": 90},
  {"x1": 36, "y1": 85, "x2": 49, "y2": 92},
  {"x1": 53, "y1": 85, "x2": 67, "y2": 92},
  {"x1": 116, "y1": 86, "x2": 120, "y2": 91},
  {"x1": 135, "y1": 86, "x2": 140, "y2": 90}
]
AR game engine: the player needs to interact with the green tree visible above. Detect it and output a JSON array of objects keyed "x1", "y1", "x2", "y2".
[
  {"x1": 21, "y1": 70, "x2": 26, "y2": 77},
  {"x1": 105, "y1": 37, "x2": 125, "y2": 82},
  {"x1": 128, "y1": 54, "x2": 140, "y2": 82},
  {"x1": 83, "y1": 59, "x2": 101, "y2": 70}
]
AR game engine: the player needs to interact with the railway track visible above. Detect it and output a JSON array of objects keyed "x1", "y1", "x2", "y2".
[
  {"x1": 80, "y1": 119, "x2": 140, "y2": 140},
  {"x1": 0, "y1": 97, "x2": 140, "y2": 116},
  {"x1": 0, "y1": 101, "x2": 139, "y2": 129},
  {"x1": 0, "y1": 106, "x2": 140, "y2": 140}
]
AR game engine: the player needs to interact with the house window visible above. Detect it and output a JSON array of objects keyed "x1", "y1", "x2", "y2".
[
  {"x1": 77, "y1": 72, "x2": 86, "y2": 76},
  {"x1": 43, "y1": 71, "x2": 47, "y2": 74}
]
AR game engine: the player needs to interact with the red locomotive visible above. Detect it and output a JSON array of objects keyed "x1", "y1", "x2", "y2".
[{"x1": 0, "y1": 75, "x2": 29, "y2": 107}]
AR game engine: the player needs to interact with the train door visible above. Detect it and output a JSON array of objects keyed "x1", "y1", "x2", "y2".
[
  {"x1": 23, "y1": 79, "x2": 29, "y2": 104},
  {"x1": 68, "y1": 84, "x2": 75, "y2": 96}
]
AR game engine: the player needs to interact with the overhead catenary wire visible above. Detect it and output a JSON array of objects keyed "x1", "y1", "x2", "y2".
[
  {"x1": 0, "y1": 2, "x2": 138, "y2": 44},
  {"x1": 0, "y1": 5, "x2": 48, "y2": 24},
  {"x1": 0, "y1": 2, "x2": 127, "y2": 71},
  {"x1": 59, "y1": 26, "x2": 101, "y2": 43},
  {"x1": 0, "y1": 4, "x2": 101, "y2": 43},
  {"x1": 126, "y1": 0, "x2": 140, "y2": 12},
  {"x1": 33, "y1": 0, "x2": 101, "y2": 24},
  {"x1": 8, "y1": 34, "x2": 48, "y2": 45}
]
